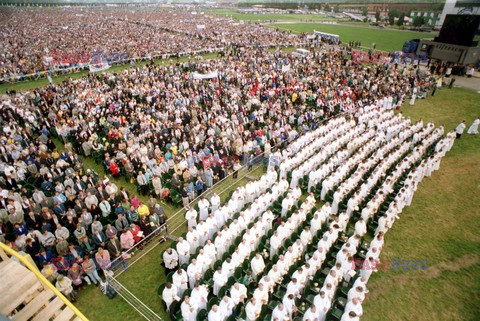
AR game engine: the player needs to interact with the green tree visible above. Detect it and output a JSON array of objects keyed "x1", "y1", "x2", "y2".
[
  {"x1": 397, "y1": 15, "x2": 405, "y2": 26},
  {"x1": 324, "y1": 4, "x2": 331, "y2": 12},
  {"x1": 334, "y1": 5, "x2": 340, "y2": 13},
  {"x1": 413, "y1": 16, "x2": 425, "y2": 27},
  {"x1": 362, "y1": 7, "x2": 368, "y2": 16},
  {"x1": 375, "y1": 10, "x2": 381, "y2": 22},
  {"x1": 388, "y1": 9, "x2": 400, "y2": 25}
]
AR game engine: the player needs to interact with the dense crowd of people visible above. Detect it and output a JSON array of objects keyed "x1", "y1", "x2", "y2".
[
  {"x1": 0, "y1": 8, "x2": 301, "y2": 79},
  {"x1": 2, "y1": 40, "x2": 430, "y2": 207},
  {"x1": 0, "y1": 6, "x2": 454, "y2": 319}
]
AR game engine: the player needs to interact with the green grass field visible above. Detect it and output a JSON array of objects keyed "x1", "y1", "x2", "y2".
[
  {"x1": 205, "y1": 9, "x2": 334, "y2": 22},
  {"x1": 269, "y1": 23, "x2": 435, "y2": 52},
  {"x1": 363, "y1": 87, "x2": 480, "y2": 321}
]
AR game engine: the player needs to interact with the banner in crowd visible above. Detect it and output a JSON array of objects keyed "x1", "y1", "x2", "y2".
[
  {"x1": 192, "y1": 70, "x2": 218, "y2": 80},
  {"x1": 89, "y1": 62, "x2": 110, "y2": 73},
  {"x1": 197, "y1": 24, "x2": 205, "y2": 30},
  {"x1": 282, "y1": 64, "x2": 291, "y2": 72}
]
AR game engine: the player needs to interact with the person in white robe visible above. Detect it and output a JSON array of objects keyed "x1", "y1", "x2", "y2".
[
  {"x1": 181, "y1": 296, "x2": 198, "y2": 321},
  {"x1": 196, "y1": 221, "x2": 209, "y2": 246},
  {"x1": 267, "y1": 265, "x2": 282, "y2": 285},
  {"x1": 455, "y1": 120, "x2": 466, "y2": 139},
  {"x1": 187, "y1": 259, "x2": 201, "y2": 288},
  {"x1": 404, "y1": 184, "x2": 413, "y2": 207},
  {"x1": 354, "y1": 219, "x2": 367, "y2": 237},
  {"x1": 177, "y1": 237, "x2": 191, "y2": 265},
  {"x1": 162, "y1": 282, "x2": 179, "y2": 311},
  {"x1": 281, "y1": 195, "x2": 293, "y2": 217},
  {"x1": 190, "y1": 283, "x2": 208, "y2": 311},
  {"x1": 219, "y1": 296, "x2": 235, "y2": 320},
  {"x1": 208, "y1": 305, "x2": 223, "y2": 321},
  {"x1": 271, "y1": 303, "x2": 289, "y2": 321},
  {"x1": 251, "y1": 253, "x2": 265, "y2": 278},
  {"x1": 282, "y1": 294, "x2": 296, "y2": 317},
  {"x1": 211, "y1": 193, "x2": 221, "y2": 214},
  {"x1": 245, "y1": 298, "x2": 261, "y2": 321},
  {"x1": 186, "y1": 227, "x2": 200, "y2": 254},
  {"x1": 270, "y1": 231, "x2": 282, "y2": 259},
  {"x1": 409, "y1": 87, "x2": 417, "y2": 106},
  {"x1": 314, "y1": 291, "x2": 332, "y2": 321},
  {"x1": 185, "y1": 208, "x2": 198, "y2": 229},
  {"x1": 213, "y1": 267, "x2": 228, "y2": 296},
  {"x1": 290, "y1": 169, "x2": 300, "y2": 189},
  {"x1": 222, "y1": 257, "x2": 235, "y2": 277},
  {"x1": 172, "y1": 269, "x2": 188, "y2": 298},
  {"x1": 340, "y1": 311, "x2": 360, "y2": 321},
  {"x1": 206, "y1": 214, "x2": 218, "y2": 240},
  {"x1": 253, "y1": 283, "x2": 269, "y2": 305},
  {"x1": 231, "y1": 248, "x2": 243, "y2": 268},
  {"x1": 344, "y1": 298, "x2": 363, "y2": 318},
  {"x1": 214, "y1": 207, "x2": 226, "y2": 229},
  {"x1": 204, "y1": 239, "x2": 217, "y2": 262},
  {"x1": 300, "y1": 226, "x2": 313, "y2": 246},
  {"x1": 230, "y1": 282, "x2": 247, "y2": 305},
  {"x1": 292, "y1": 267, "x2": 307, "y2": 288},
  {"x1": 163, "y1": 247, "x2": 179, "y2": 273},
  {"x1": 214, "y1": 231, "x2": 227, "y2": 258},
  {"x1": 286, "y1": 278, "x2": 301, "y2": 297},
  {"x1": 467, "y1": 118, "x2": 479, "y2": 135},
  {"x1": 197, "y1": 249, "x2": 213, "y2": 274},
  {"x1": 347, "y1": 285, "x2": 367, "y2": 303},
  {"x1": 303, "y1": 305, "x2": 319, "y2": 321},
  {"x1": 199, "y1": 198, "x2": 210, "y2": 221}
]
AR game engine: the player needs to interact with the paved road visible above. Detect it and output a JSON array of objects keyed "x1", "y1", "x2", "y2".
[{"x1": 449, "y1": 75, "x2": 480, "y2": 92}]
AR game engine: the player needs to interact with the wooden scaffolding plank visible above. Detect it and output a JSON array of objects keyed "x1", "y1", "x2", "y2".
[
  {"x1": 32, "y1": 296, "x2": 65, "y2": 321},
  {"x1": 12, "y1": 289, "x2": 56, "y2": 321},
  {"x1": 0, "y1": 272, "x2": 42, "y2": 315},
  {"x1": 53, "y1": 306, "x2": 76, "y2": 321}
]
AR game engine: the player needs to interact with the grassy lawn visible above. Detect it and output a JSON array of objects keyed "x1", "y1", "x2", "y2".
[
  {"x1": 268, "y1": 23, "x2": 435, "y2": 52},
  {"x1": 363, "y1": 87, "x2": 480, "y2": 321},
  {"x1": 205, "y1": 9, "x2": 334, "y2": 22}
]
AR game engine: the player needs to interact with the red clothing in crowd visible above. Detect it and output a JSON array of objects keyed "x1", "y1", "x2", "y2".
[{"x1": 110, "y1": 162, "x2": 119, "y2": 175}]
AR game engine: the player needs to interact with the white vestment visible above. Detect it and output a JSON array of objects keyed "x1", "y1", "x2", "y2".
[
  {"x1": 213, "y1": 271, "x2": 228, "y2": 296},
  {"x1": 181, "y1": 301, "x2": 198, "y2": 321},
  {"x1": 162, "y1": 285, "x2": 179, "y2": 311},
  {"x1": 172, "y1": 271, "x2": 188, "y2": 297}
]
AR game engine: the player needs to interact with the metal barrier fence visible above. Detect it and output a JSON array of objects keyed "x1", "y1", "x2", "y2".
[{"x1": 106, "y1": 274, "x2": 163, "y2": 321}]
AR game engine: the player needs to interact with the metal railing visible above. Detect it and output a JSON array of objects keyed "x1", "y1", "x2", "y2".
[{"x1": 106, "y1": 274, "x2": 163, "y2": 321}]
